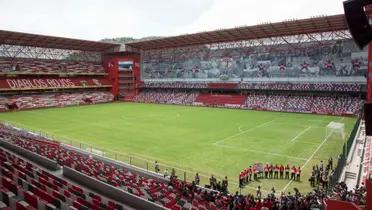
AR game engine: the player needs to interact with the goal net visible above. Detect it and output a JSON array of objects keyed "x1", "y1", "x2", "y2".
[{"x1": 326, "y1": 122, "x2": 346, "y2": 140}]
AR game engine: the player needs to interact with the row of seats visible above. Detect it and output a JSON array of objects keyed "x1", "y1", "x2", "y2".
[
  {"x1": 0, "y1": 124, "x2": 224, "y2": 210},
  {"x1": 133, "y1": 90, "x2": 362, "y2": 116},
  {"x1": 0, "y1": 147, "x2": 124, "y2": 210},
  {"x1": 134, "y1": 90, "x2": 198, "y2": 105},
  {"x1": 0, "y1": 57, "x2": 105, "y2": 75},
  {"x1": 245, "y1": 93, "x2": 362, "y2": 115},
  {"x1": 0, "y1": 91, "x2": 114, "y2": 111},
  {"x1": 142, "y1": 82, "x2": 363, "y2": 92}
]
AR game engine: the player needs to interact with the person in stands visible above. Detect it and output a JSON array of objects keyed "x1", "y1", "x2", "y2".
[
  {"x1": 154, "y1": 161, "x2": 160, "y2": 173},
  {"x1": 222, "y1": 176, "x2": 228, "y2": 193},
  {"x1": 256, "y1": 186, "x2": 262, "y2": 199},
  {"x1": 195, "y1": 173, "x2": 200, "y2": 185},
  {"x1": 285, "y1": 164, "x2": 290, "y2": 179},
  {"x1": 164, "y1": 168, "x2": 169, "y2": 178},
  {"x1": 328, "y1": 157, "x2": 333, "y2": 170},
  {"x1": 209, "y1": 175, "x2": 217, "y2": 190},
  {"x1": 280, "y1": 164, "x2": 284, "y2": 179}
]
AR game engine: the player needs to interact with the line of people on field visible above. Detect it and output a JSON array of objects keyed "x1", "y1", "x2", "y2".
[{"x1": 239, "y1": 164, "x2": 301, "y2": 187}]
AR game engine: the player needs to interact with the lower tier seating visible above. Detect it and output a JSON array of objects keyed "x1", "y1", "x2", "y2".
[
  {"x1": 133, "y1": 90, "x2": 363, "y2": 116},
  {"x1": 0, "y1": 91, "x2": 114, "y2": 112},
  {"x1": 0, "y1": 148, "x2": 124, "y2": 210}
]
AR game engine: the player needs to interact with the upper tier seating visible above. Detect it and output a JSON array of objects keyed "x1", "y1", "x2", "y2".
[
  {"x1": 0, "y1": 147, "x2": 125, "y2": 210},
  {"x1": 142, "y1": 81, "x2": 363, "y2": 92},
  {"x1": 0, "y1": 91, "x2": 114, "y2": 111},
  {"x1": 0, "y1": 57, "x2": 105, "y2": 75},
  {"x1": 141, "y1": 39, "x2": 368, "y2": 80}
]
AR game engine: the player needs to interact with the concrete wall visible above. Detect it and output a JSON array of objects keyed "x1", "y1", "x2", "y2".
[
  {"x1": 63, "y1": 166, "x2": 167, "y2": 210},
  {"x1": 0, "y1": 139, "x2": 59, "y2": 171}
]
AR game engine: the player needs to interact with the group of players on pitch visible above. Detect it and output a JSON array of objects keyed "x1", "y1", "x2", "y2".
[{"x1": 239, "y1": 164, "x2": 301, "y2": 187}]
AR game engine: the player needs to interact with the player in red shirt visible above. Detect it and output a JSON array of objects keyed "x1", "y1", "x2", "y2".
[
  {"x1": 264, "y1": 164, "x2": 269, "y2": 179},
  {"x1": 285, "y1": 164, "x2": 290, "y2": 179},
  {"x1": 279, "y1": 164, "x2": 284, "y2": 179},
  {"x1": 291, "y1": 166, "x2": 297, "y2": 180},
  {"x1": 296, "y1": 166, "x2": 301, "y2": 181}
]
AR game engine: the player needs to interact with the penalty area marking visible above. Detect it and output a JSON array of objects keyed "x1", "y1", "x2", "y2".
[
  {"x1": 214, "y1": 119, "x2": 278, "y2": 145},
  {"x1": 281, "y1": 131, "x2": 334, "y2": 192},
  {"x1": 290, "y1": 126, "x2": 312, "y2": 142},
  {"x1": 214, "y1": 143, "x2": 307, "y2": 161}
]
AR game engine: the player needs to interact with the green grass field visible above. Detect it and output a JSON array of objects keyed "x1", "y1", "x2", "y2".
[{"x1": 0, "y1": 102, "x2": 357, "y2": 194}]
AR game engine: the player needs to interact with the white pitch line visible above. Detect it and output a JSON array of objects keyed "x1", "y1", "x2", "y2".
[
  {"x1": 281, "y1": 131, "x2": 334, "y2": 192},
  {"x1": 215, "y1": 143, "x2": 307, "y2": 161},
  {"x1": 214, "y1": 119, "x2": 278, "y2": 145},
  {"x1": 290, "y1": 126, "x2": 312, "y2": 142}
]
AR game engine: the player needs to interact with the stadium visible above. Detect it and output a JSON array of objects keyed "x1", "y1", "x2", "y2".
[{"x1": 0, "y1": 1, "x2": 371, "y2": 210}]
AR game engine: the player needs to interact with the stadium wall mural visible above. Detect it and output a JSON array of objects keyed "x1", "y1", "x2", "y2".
[
  {"x1": 0, "y1": 77, "x2": 111, "y2": 90},
  {"x1": 141, "y1": 39, "x2": 368, "y2": 81}
]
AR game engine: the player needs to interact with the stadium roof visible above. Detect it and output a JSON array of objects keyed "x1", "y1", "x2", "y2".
[
  {"x1": 0, "y1": 30, "x2": 120, "y2": 52},
  {"x1": 127, "y1": 14, "x2": 349, "y2": 50}
]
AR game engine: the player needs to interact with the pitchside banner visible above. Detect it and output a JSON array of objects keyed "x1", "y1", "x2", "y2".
[{"x1": 0, "y1": 77, "x2": 111, "y2": 90}]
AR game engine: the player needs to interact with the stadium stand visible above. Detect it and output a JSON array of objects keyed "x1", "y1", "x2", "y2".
[
  {"x1": 0, "y1": 123, "x2": 368, "y2": 210},
  {"x1": 133, "y1": 90, "x2": 362, "y2": 116},
  {"x1": 133, "y1": 90, "x2": 198, "y2": 105},
  {"x1": 140, "y1": 40, "x2": 368, "y2": 80},
  {"x1": 0, "y1": 91, "x2": 114, "y2": 111},
  {"x1": 0, "y1": 57, "x2": 106, "y2": 75},
  {"x1": 142, "y1": 81, "x2": 363, "y2": 92},
  {"x1": 0, "y1": 147, "x2": 125, "y2": 210}
]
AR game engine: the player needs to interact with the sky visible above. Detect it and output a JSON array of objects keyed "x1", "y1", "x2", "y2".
[{"x1": 0, "y1": 0, "x2": 346, "y2": 41}]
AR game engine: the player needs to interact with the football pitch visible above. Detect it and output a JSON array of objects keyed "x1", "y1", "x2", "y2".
[{"x1": 0, "y1": 102, "x2": 357, "y2": 194}]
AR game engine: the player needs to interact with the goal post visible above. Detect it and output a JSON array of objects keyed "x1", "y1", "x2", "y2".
[{"x1": 326, "y1": 121, "x2": 346, "y2": 141}]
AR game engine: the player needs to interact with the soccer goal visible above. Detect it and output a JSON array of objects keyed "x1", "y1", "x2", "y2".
[{"x1": 326, "y1": 121, "x2": 346, "y2": 140}]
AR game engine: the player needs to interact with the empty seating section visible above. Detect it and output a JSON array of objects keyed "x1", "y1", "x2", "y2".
[
  {"x1": 0, "y1": 57, "x2": 105, "y2": 75},
  {"x1": 0, "y1": 124, "x2": 230, "y2": 210},
  {"x1": 0, "y1": 148, "x2": 125, "y2": 210},
  {"x1": 245, "y1": 93, "x2": 362, "y2": 115},
  {"x1": 134, "y1": 90, "x2": 198, "y2": 105},
  {"x1": 0, "y1": 91, "x2": 114, "y2": 111},
  {"x1": 195, "y1": 94, "x2": 246, "y2": 106},
  {"x1": 141, "y1": 39, "x2": 368, "y2": 80},
  {"x1": 143, "y1": 81, "x2": 362, "y2": 92},
  {"x1": 133, "y1": 89, "x2": 362, "y2": 116}
]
